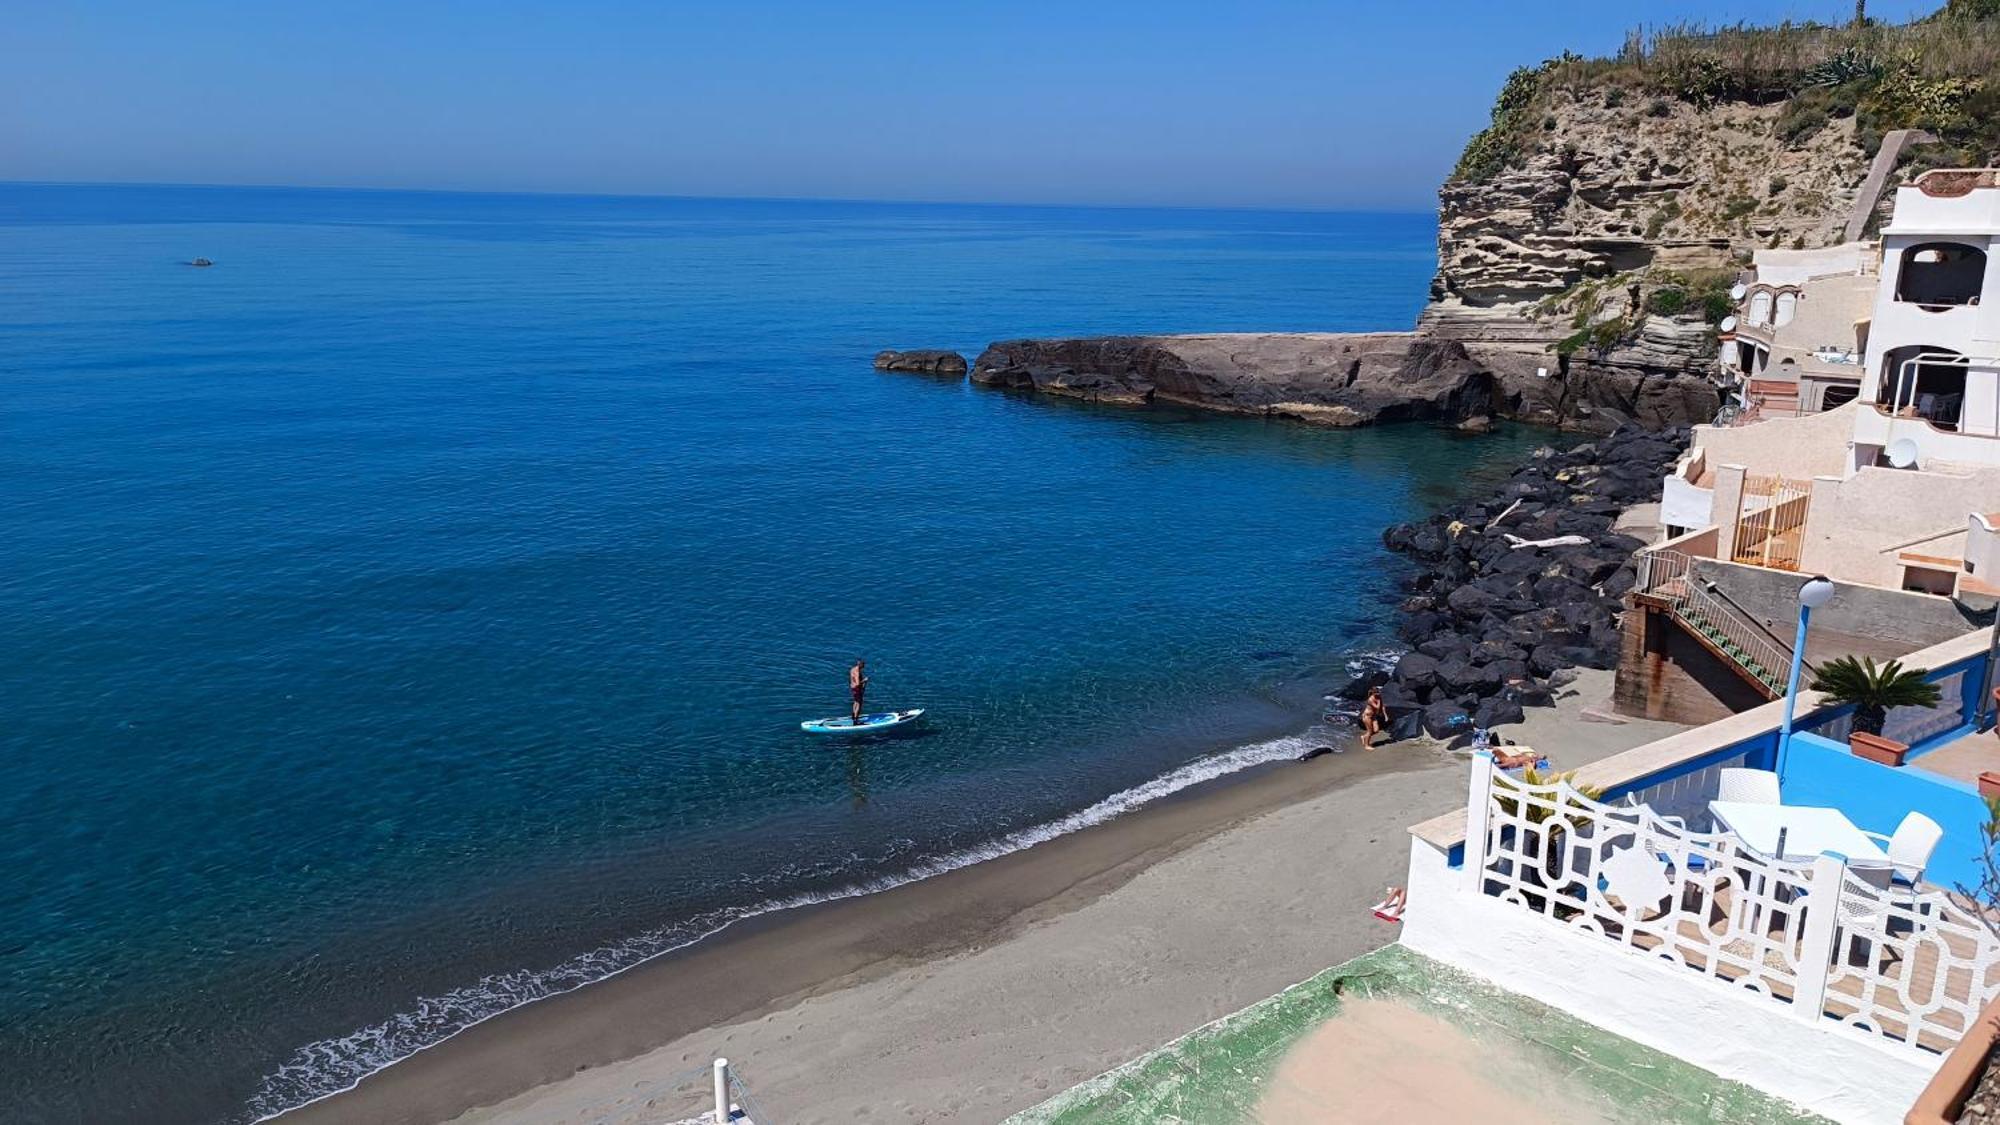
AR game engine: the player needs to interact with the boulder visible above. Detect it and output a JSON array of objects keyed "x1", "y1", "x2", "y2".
[
  {"x1": 1474, "y1": 697, "x2": 1528, "y2": 729},
  {"x1": 1377, "y1": 681, "x2": 1423, "y2": 712},
  {"x1": 1422, "y1": 699, "x2": 1473, "y2": 740},
  {"x1": 1392, "y1": 652, "x2": 1440, "y2": 692},
  {"x1": 1417, "y1": 635, "x2": 1472, "y2": 662},
  {"x1": 1436, "y1": 658, "x2": 1502, "y2": 697}
]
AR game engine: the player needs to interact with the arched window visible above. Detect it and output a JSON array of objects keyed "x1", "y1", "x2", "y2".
[
  {"x1": 1896, "y1": 242, "x2": 1985, "y2": 309},
  {"x1": 1748, "y1": 290, "x2": 1772, "y2": 326},
  {"x1": 1774, "y1": 291, "x2": 1798, "y2": 327}
]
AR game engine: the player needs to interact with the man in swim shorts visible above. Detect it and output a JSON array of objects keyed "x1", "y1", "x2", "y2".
[{"x1": 850, "y1": 658, "x2": 868, "y2": 724}]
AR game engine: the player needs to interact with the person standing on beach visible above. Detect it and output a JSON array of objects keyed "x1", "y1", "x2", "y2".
[
  {"x1": 849, "y1": 658, "x2": 869, "y2": 724},
  {"x1": 1361, "y1": 686, "x2": 1390, "y2": 749}
]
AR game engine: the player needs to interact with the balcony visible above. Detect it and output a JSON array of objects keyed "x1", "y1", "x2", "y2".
[{"x1": 1402, "y1": 629, "x2": 2000, "y2": 1123}]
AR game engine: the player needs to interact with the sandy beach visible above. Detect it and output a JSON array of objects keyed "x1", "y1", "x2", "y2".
[{"x1": 276, "y1": 669, "x2": 1680, "y2": 1125}]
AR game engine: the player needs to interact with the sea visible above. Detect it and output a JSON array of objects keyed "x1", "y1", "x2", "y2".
[{"x1": 0, "y1": 183, "x2": 1551, "y2": 1123}]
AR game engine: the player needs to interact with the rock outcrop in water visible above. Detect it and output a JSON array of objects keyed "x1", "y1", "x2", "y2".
[
  {"x1": 959, "y1": 332, "x2": 1719, "y2": 432},
  {"x1": 874, "y1": 349, "x2": 967, "y2": 375},
  {"x1": 1357, "y1": 424, "x2": 1690, "y2": 738}
]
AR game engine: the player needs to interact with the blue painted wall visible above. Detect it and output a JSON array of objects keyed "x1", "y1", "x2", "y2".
[{"x1": 1779, "y1": 731, "x2": 1993, "y2": 893}]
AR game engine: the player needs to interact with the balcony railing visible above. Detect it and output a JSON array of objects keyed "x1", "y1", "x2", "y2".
[
  {"x1": 1464, "y1": 757, "x2": 2000, "y2": 1057},
  {"x1": 1636, "y1": 549, "x2": 1796, "y2": 695}
]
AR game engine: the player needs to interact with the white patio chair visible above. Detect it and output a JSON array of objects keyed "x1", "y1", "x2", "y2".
[
  {"x1": 1717, "y1": 767, "x2": 1781, "y2": 805},
  {"x1": 1862, "y1": 811, "x2": 1943, "y2": 888}
]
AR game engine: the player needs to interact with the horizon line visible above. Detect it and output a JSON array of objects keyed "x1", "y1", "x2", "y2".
[{"x1": 0, "y1": 177, "x2": 1441, "y2": 219}]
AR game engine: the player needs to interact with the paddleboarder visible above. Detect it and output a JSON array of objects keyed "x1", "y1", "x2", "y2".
[{"x1": 849, "y1": 658, "x2": 869, "y2": 725}]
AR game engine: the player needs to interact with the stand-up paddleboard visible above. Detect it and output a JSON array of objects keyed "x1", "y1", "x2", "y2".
[{"x1": 801, "y1": 709, "x2": 925, "y2": 736}]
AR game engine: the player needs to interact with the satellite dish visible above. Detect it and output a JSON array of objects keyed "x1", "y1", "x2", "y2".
[
  {"x1": 1888, "y1": 438, "x2": 1920, "y2": 468},
  {"x1": 1730, "y1": 283, "x2": 1747, "y2": 300},
  {"x1": 1719, "y1": 315, "x2": 1737, "y2": 332}
]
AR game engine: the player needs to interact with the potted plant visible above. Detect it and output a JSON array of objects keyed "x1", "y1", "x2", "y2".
[
  {"x1": 1491, "y1": 768, "x2": 1605, "y2": 895},
  {"x1": 1808, "y1": 655, "x2": 1942, "y2": 767}
]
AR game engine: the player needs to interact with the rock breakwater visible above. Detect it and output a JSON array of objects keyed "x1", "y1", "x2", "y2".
[{"x1": 1365, "y1": 423, "x2": 1690, "y2": 739}]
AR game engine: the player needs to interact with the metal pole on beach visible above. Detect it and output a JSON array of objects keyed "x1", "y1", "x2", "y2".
[{"x1": 713, "y1": 1057, "x2": 731, "y2": 1124}]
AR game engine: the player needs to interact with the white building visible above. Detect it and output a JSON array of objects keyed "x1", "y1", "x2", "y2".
[
  {"x1": 1719, "y1": 242, "x2": 1875, "y2": 420},
  {"x1": 1852, "y1": 169, "x2": 2000, "y2": 470},
  {"x1": 1661, "y1": 169, "x2": 2000, "y2": 601}
]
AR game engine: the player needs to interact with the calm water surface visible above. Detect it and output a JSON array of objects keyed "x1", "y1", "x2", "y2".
[{"x1": 0, "y1": 184, "x2": 1545, "y2": 1122}]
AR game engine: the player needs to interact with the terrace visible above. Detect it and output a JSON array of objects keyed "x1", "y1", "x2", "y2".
[{"x1": 1403, "y1": 628, "x2": 2000, "y2": 1124}]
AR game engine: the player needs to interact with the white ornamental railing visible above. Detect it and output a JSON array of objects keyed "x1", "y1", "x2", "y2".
[{"x1": 1464, "y1": 755, "x2": 2000, "y2": 1056}]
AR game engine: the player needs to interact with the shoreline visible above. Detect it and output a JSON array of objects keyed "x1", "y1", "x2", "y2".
[
  {"x1": 280, "y1": 671, "x2": 1684, "y2": 1125},
  {"x1": 275, "y1": 726, "x2": 1404, "y2": 1125}
]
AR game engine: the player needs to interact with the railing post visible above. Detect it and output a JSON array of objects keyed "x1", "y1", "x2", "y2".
[
  {"x1": 1463, "y1": 751, "x2": 1495, "y2": 893},
  {"x1": 1793, "y1": 852, "x2": 1847, "y2": 1025},
  {"x1": 713, "y1": 1057, "x2": 731, "y2": 1124}
]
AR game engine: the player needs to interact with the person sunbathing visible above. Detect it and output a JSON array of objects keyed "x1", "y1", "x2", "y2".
[{"x1": 1372, "y1": 886, "x2": 1407, "y2": 922}]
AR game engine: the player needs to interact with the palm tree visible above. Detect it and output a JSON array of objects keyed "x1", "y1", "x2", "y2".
[{"x1": 1809, "y1": 655, "x2": 1942, "y2": 736}]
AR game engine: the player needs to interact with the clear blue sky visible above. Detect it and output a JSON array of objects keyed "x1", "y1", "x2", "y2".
[{"x1": 5, "y1": 0, "x2": 1938, "y2": 210}]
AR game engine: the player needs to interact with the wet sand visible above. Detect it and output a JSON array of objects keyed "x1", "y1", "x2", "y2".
[{"x1": 281, "y1": 670, "x2": 1682, "y2": 1125}]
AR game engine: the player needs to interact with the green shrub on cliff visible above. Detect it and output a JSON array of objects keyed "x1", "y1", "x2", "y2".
[
  {"x1": 1454, "y1": 6, "x2": 2000, "y2": 182},
  {"x1": 1646, "y1": 286, "x2": 1690, "y2": 315},
  {"x1": 1452, "y1": 53, "x2": 1582, "y2": 182}
]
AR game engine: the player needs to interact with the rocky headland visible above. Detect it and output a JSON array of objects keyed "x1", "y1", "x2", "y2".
[{"x1": 967, "y1": 332, "x2": 1719, "y2": 433}]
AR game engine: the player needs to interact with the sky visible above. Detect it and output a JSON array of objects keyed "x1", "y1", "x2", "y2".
[{"x1": 3, "y1": 0, "x2": 1941, "y2": 210}]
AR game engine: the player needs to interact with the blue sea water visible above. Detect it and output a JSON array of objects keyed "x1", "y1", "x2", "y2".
[{"x1": 0, "y1": 184, "x2": 1546, "y2": 1123}]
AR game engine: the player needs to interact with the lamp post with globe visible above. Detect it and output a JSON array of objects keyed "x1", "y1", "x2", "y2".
[{"x1": 1777, "y1": 575, "x2": 1837, "y2": 779}]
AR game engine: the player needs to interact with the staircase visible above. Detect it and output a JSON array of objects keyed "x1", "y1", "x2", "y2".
[{"x1": 1634, "y1": 550, "x2": 1798, "y2": 698}]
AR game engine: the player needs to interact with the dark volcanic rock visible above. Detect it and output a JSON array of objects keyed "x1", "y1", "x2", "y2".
[
  {"x1": 874, "y1": 349, "x2": 968, "y2": 376},
  {"x1": 970, "y1": 333, "x2": 1418, "y2": 421},
  {"x1": 1373, "y1": 421, "x2": 1691, "y2": 731}
]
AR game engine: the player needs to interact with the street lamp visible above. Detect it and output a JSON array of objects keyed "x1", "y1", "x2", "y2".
[{"x1": 1778, "y1": 575, "x2": 1836, "y2": 779}]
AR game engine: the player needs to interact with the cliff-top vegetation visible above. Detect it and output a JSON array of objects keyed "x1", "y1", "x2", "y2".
[{"x1": 1453, "y1": 0, "x2": 2000, "y2": 184}]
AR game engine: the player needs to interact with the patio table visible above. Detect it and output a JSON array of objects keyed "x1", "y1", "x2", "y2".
[{"x1": 1707, "y1": 801, "x2": 1889, "y2": 865}]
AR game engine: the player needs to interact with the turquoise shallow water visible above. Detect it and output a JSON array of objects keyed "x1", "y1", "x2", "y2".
[{"x1": 0, "y1": 184, "x2": 1545, "y2": 1123}]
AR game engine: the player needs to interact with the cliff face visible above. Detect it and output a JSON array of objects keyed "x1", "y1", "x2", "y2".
[
  {"x1": 1434, "y1": 95, "x2": 1865, "y2": 313},
  {"x1": 1391, "y1": 87, "x2": 1877, "y2": 431},
  {"x1": 1428, "y1": 90, "x2": 1868, "y2": 339}
]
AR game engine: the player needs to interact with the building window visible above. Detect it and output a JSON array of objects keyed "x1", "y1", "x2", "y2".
[
  {"x1": 1821, "y1": 384, "x2": 1859, "y2": 410},
  {"x1": 1774, "y1": 291, "x2": 1797, "y2": 326},
  {"x1": 1748, "y1": 290, "x2": 1773, "y2": 326},
  {"x1": 1895, "y1": 242, "x2": 1985, "y2": 309},
  {"x1": 1902, "y1": 565, "x2": 1957, "y2": 596}
]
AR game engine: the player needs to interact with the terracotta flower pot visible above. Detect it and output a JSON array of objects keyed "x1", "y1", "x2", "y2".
[
  {"x1": 1850, "y1": 731, "x2": 1909, "y2": 767},
  {"x1": 1907, "y1": 992, "x2": 2000, "y2": 1123},
  {"x1": 1981, "y1": 771, "x2": 2000, "y2": 802}
]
